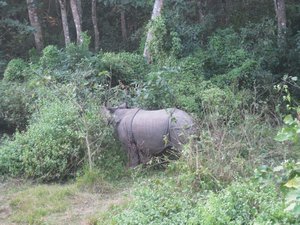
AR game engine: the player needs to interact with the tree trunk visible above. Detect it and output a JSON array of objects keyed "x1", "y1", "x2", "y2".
[
  {"x1": 70, "y1": 0, "x2": 83, "y2": 44},
  {"x1": 92, "y1": 0, "x2": 100, "y2": 51},
  {"x1": 221, "y1": 0, "x2": 228, "y2": 25},
  {"x1": 26, "y1": 0, "x2": 44, "y2": 52},
  {"x1": 58, "y1": 0, "x2": 70, "y2": 46},
  {"x1": 197, "y1": 0, "x2": 206, "y2": 23},
  {"x1": 143, "y1": 0, "x2": 164, "y2": 64},
  {"x1": 121, "y1": 9, "x2": 127, "y2": 41},
  {"x1": 274, "y1": 0, "x2": 287, "y2": 48},
  {"x1": 77, "y1": 0, "x2": 82, "y2": 24}
]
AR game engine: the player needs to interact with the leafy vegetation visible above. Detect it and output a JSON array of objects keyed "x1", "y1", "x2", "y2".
[{"x1": 1, "y1": 0, "x2": 300, "y2": 224}]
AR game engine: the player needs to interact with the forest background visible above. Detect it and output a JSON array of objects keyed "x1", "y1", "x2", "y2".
[{"x1": 0, "y1": 0, "x2": 300, "y2": 224}]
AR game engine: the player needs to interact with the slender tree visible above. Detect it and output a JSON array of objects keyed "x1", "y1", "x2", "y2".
[
  {"x1": 274, "y1": 0, "x2": 287, "y2": 48},
  {"x1": 70, "y1": 0, "x2": 83, "y2": 44},
  {"x1": 26, "y1": 0, "x2": 44, "y2": 52},
  {"x1": 58, "y1": 0, "x2": 71, "y2": 46},
  {"x1": 143, "y1": 0, "x2": 164, "y2": 64},
  {"x1": 197, "y1": 0, "x2": 206, "y2": 23},
  {"x1": 92, "y1": 0, "x2": 100, "y2": 51},
  {"x1": 120, "y1": 9, "x2": 127, "y2": 41}
]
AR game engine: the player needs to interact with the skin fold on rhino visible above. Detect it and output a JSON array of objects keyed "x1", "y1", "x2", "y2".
[{"x1": 105, "y1": 104, "x2": 195, "y2": 167}]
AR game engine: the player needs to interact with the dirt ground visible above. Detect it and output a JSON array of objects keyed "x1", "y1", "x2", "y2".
[{"x1": 0, "y1": 179, "x2": 131, "y2": 225}]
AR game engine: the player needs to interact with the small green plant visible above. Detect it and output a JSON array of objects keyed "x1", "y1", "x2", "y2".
[
  {"x1": 254, "y1": 161, "x2": 300, "y2": 220},
  {"x1": 273, "y1": 161, "x2": 300, "y2": 217},
  {"x1": 274, "y1": 76, "x2": 300, "y2": 143}
]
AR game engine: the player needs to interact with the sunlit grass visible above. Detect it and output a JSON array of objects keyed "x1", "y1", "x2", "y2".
[{"x1": 9, "y1": 184, "x2": 77, "y2": 224}]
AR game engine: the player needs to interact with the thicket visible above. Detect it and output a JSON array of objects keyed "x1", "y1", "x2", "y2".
[
  {"x1": 1, "y1": 2, "x2": 300, "y2": 222},
  {"x1": 99, "y1": 176, "x2": 298, "y2": 225}
]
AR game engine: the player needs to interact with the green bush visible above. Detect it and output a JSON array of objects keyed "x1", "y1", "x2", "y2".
[
  {"x1": 0, "y1": 97, "x2": 82, "y2": 181},
  {"x1": 133, "y1": 71, "x2": 176, "y2": 109},
  {"x1": 0, "y1": 81, "x2": 34, "y2": 130},
  {"x1": 99, "y1": 177, "x2": 296, "y2": 225},
  {"x1": 199, "y1": 28, "x2": 262, "y2": 88},
  {"x1": 39, "y1": 45, "x2": 63, "y2": 70},
  {"x1": 64, "y1": 33, "x2": 92, "y2": 70},
  {"x1": 3, "y1": 58, "x2": 28, "y2": 82},
  {"x1": 189, "y1": 181, "x2": 297, "y2": 225},
  {"x1": 76, "y1": 98, "x2": 126, "y2": 180},
  {"x1": 113, "y1": 178, "x2": 195, "y2": 225},
  {"x1": 101, "y1": 52, "x2": 149, "y2": 85}
]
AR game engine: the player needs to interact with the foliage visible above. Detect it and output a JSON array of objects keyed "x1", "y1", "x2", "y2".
[
  {"x1": 0, "y1": 80, "x2": 35, "y2": 130},
  {"x1": 97, "y1": 176, "x2": 296, "y2": 225},
  {"x1": 273, "y1": 78, "x2": 300, "y2": 218},
  {"x1": 101, "y1": 52, "x2": 149, "y2": 85},
  {"x1": 64, "y1": 32, "x2": 92, "y2": 69},
  {"x1": 254, "y1": 161, "x2": 300, "y2": 220},
  {"x1": 39, "y1": 45, "x2": 63, "y2": 70},
  {"x1": 3, "y1": 58, "x2": 28, "y2": 82},
  {"x1": 274, "y1": 76, "x2": 300, "y2": 143},
  {"x1": 275, "y1": 113, "x2": 300, "y2": 143},
  {"x1": 201, "y1": 28, "x2": 259, "y2": 87},
  {"x1": 0, "y1": 96, "x2": 83, "y2": 181},
  {"x1": 76, "y1": 98, "x2": 126, "y2": 180},
  {"x1": 274, "y1": 161, "x2": 300, "y2": 217},
  {"x1": 189, "y1": 181, "x2": 296, "y2": 225},
  {"x1": 133, "y1": 71, "x2": 176, "y2": 109},
  {"x1": 240, "y1": 18, "x2": 278, "y2": 73},
  {"x1": 167, "y1": 113, "x2": 294, "y2": 190},
  {"x1": 112, "y1": 177, "x2": 196, "y2": 225}
]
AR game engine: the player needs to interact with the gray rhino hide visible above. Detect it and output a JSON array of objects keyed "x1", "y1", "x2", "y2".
[{"x1": 111, "y1": 107, "x2": 194, "y2": 167}]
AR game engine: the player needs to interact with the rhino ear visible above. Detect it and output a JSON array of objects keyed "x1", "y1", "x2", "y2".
[
  {"x1": 118, "y1": 102, "x2": 128, "y2": 109},
  {"x1": 107, "y1": 107, "x2": 117, "y2": 114}
]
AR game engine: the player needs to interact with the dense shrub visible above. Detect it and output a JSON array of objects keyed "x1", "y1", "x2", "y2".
[
  {"x1": 0, "y1": 81, "x2": 34, "y2": 130},
  {"x1": 134, "y1": 66, "x2": 250, "y2": 121},
  {"x1": 101, "y1": 52, "x2": 149, "y2": 85},
  {"x1": 0, "y1": 97, "x2": 82, "y2": 181},
  {"x1": 200, "y1": 28, "x2": 260, "y2": 87},
  {"x1": 76, "y1": 97, "x2": 126, "y2": 180},
  {"x1": 98, "y1": 177, "x2": 296, "y2": 225},
  {"x1": 189, "y1": 181, "x2": 297, "y2": 225},
  {"x1": 39, "y1": 45, "x2": 63, "y2": 70},
  {"x1": 133, "y1": 71, "x2": 176, "y2": 109},
  {"x1": 112, "y1": 178, "x2": 195, "y2": 225},
  {"x1": 3, "y1": 58, "x2": 28, "y2": 82}
]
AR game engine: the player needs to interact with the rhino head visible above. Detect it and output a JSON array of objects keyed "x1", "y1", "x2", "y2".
[{"x1": 101, "y1": 102, "x2": 129, "y2": 126}]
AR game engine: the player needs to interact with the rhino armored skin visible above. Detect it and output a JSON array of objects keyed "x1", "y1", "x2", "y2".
[{"x1": 107, "y1": 105, "x2": 195, "y2": 167}]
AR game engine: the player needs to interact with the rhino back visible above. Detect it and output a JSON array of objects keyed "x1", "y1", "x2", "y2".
[{"x1": 132, "y1": 109, "x2": 171, "y2": 154}]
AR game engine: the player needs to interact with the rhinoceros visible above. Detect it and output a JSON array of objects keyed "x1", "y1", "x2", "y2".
[{"x1": 104, "y1": 103, "x2": 195, "y2": 167}]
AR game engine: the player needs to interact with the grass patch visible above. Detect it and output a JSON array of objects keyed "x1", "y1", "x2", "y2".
[
  {"x1": 9, "y1": 184, "x2": 77, "y2": 224},
  {"x1": 76, "y1": 168, "x2": 114, "y2": 194}
]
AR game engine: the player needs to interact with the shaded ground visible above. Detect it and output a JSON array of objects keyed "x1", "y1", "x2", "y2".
[{"x1": 0, "y1": 179, "x2": 131, "y2": 225}]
